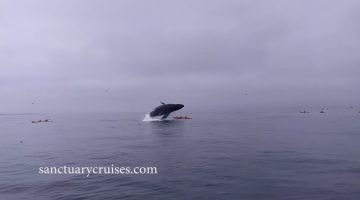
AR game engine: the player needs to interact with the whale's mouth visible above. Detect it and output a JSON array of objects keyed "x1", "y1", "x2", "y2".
[{"x1": 176, "y1": 104, "x2": 184, "y2": 110}]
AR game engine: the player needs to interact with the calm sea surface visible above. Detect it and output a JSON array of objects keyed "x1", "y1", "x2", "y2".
[{"x1": 0, "y1": 110, "x2": 360, "y2": 200}]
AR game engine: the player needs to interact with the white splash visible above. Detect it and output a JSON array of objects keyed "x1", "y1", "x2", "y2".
[
  {"x1": 143, "y1": 114, "x2": 160, "y2": 122},
  {"x1": 142, "y1": 114, "x2": 173, "y2": 122}
]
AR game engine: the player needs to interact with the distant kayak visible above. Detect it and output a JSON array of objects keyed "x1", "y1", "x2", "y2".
[{"x1": 31, "y1": 119, "x2": 53, "y2": 123}]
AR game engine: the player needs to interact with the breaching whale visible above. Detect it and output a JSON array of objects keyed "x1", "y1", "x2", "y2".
[{"x1": 149, "y1": 102, "x2": 184, "y2": 120}]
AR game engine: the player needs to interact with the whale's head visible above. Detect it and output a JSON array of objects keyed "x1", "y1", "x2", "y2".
[{"x1": 173, "y1": 104, "x2": 184, "y2": 111}]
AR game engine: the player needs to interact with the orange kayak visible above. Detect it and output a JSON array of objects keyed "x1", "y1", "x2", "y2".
[{"x1": 173, "y1": 116, "x2": 192, "y2": 119}]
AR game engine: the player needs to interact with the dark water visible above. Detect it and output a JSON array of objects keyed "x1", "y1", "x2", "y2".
[{"x1": 1, "y1": 110, "x2": 360, "y2": 200}]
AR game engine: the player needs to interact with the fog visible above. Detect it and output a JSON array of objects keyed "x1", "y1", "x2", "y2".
[{"x1": 1, "y1": 0, "x2": 359, "y2": 113}]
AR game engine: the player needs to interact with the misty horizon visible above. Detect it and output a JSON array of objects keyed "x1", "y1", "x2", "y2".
[{"x1": 1, "y1": 0, "x2": 359, "y2": 113}]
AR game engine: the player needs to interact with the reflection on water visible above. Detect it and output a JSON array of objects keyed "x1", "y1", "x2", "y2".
[{"x1": 149, "y1": 120, "x2": 185, "y2": 136}]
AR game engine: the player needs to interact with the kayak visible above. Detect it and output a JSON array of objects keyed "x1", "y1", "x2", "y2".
[{"x1": 173, "y1": 116, "x2": 192, "y2": 119}]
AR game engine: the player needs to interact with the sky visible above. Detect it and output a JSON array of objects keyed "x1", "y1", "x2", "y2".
[{"x1": 0, "y1": 0, "x2": 359, "y2": 113}]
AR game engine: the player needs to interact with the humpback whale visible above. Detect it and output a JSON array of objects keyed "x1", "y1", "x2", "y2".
[{"x1": 149, "y1": 102, "x2": 184, "y2": 119}]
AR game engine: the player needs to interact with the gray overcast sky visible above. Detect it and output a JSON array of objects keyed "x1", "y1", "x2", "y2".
[{"x1": 0, "y1": 0, "x2": 359, "y2": 113}]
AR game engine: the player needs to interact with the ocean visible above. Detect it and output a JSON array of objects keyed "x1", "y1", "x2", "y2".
[{"x1": 0, "y1": 109, "x2": 360, "y2": 200}]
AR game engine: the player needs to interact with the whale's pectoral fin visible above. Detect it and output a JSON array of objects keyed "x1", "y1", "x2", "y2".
[{"x1": 161, "y1": 113, "x2": 170, "y2": 120}]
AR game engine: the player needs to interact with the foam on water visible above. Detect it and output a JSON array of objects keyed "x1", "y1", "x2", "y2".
[
  {"x1": 142, "y1": 114, "x2": 174, "y2": 122},
  {"x1": 143, "y1": 114, "x2": 164, "y2": 122}
]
